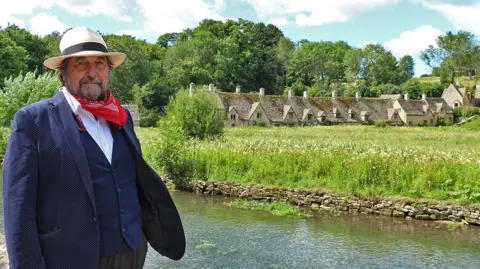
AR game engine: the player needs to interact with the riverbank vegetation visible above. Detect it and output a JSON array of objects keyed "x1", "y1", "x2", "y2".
[
  {"x1": 137, "y1": 124, "x2": 480, "y2": 204},
  {"x1": 225, "y1": 199, "x2": 311, "y2": 218}
]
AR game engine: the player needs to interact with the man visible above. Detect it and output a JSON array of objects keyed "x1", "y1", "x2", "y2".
[{"x1": 2, "y1": 27, "x2": 185, "y2": 269}]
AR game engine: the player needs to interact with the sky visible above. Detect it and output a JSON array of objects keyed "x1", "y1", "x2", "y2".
[{"x1": 2, "y1": 0, "x2": 480, "y2": 77}]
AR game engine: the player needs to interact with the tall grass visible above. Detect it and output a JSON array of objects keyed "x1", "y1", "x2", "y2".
[{"x1": 136, "y1": 125, "x2": 480, "y2": 203}]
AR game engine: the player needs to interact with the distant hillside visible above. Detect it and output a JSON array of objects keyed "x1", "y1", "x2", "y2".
[{"x1": 418, "y1": 76, "x2": 479, "y2": 89}]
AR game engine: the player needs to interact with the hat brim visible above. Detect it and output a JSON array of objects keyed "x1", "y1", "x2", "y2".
[{"x1": 43, "y1": 51, "x2": 126, "y2": 70}]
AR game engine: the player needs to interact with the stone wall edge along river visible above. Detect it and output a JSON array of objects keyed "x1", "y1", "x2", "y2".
[{"x1": 166, "y1": 178, "x2": 480, "y2": 226}]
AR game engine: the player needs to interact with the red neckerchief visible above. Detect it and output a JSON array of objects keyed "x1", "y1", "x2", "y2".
[{"x1": 74, "y1": 90, "x2": 127, "y2": 128}]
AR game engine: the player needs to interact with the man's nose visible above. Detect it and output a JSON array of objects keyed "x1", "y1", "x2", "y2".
[{"x1": 85, "y1": 63, "x2": 98, "y2": 76}]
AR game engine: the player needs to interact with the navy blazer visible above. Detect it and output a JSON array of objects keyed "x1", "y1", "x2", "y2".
[{"x1": 2, "y1": 92, "x2": 185, "y2": 269}]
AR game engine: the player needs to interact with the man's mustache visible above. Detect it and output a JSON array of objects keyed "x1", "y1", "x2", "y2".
[{"x1": 80, "y1": 77, "x2": 102, "y2": 85}]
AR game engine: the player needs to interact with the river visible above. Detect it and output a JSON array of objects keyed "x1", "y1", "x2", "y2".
[{"x1": 1, "y1": 171, "x2": 479, "y2": 268}]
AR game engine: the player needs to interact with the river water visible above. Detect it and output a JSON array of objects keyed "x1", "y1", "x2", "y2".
[{"x1": 0, "y1": 171, "x2": 479, "y2": 268}]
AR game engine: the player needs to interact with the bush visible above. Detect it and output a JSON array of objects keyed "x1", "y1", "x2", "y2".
[
  {"x1": 0, "y1": 70, "x2": 60, "y2": 126},
  {"x1": 436, "y1": 117, "x2": 453, "y2": 126},
  {"x1": 157, "y1": 87, "x2": 224, "y2": 140},
  {"x1": 155, "y1": 87, "x2": 225, "y2": 185},
  {"x1": 374, "y1": 120, "x2": 388, "y2": 128},
  {"x1": 454, "y1": 106, "x2": 480, "y2": 118},
  {"x1": 0, "y1": 127, "x2": 10, "y2": 158}
]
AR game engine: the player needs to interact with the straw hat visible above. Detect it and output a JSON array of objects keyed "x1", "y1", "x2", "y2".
[{"x1": 43, "y1": 27, "x2": 126, "y2": 70}]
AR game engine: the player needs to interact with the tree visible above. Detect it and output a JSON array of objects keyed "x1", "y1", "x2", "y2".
[
  {"x1": 102, "y1": 34, "x2": 160, "y2": 103},
  {"x1": 344, "y1": 44, "x2": 398, "y2": 86},
  {"x1": 1, "y1": 24, "x2": 50, "y2": 75},
  {"x1": 276, "y1": 37, "x2": 295, "y2": 87},
  {"x1": 421, "y1": 30, "x2": 480, "y2": 83},
  {"x1": 0, "y1": 32, "x2": 28, "y2": 88},
  {"x1": 397, "y1": 55, "x2": 415, "y2": 84}
]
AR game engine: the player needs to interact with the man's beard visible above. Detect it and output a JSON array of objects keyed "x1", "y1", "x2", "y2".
[{"x1": 72, "y1": 76, "x2": 107, "y2": 101}]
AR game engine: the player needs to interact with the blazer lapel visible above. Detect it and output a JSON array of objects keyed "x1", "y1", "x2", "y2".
[{"x1": 49, "y1": 92, "x2": 97, "y2": 214}]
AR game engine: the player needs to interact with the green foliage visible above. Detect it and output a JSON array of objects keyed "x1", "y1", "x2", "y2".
[
  {"x1": 453, "y1": 106, "x2": 480, "y2": 118},
  {"x1": 225, "y1": 199, "x2": 311, "y2": 218},
  {"x1": 0, "y1": 31, "x2": 28, "y2": 88},
  {"x1": 436, "y1": 117, "x2": 453, "y2": 126},
  {"x1": 421, "y1": 30, "x2": 480, "y2": 84},
  {"x1": 137, "y1": 125, "x2": 480, "y2": 203},
  {"x1": 397, "y1": 55, "x2": 415, "y2": 84},
  {"x1": 154, "y1": 87, "x2": 225, "y2": 185},
  {"x1": 1, "y1": 24, "x2": 50, "y2": 75},
  {"x1": 158, "y1": 87, "x2": 224, "y2": 140},
  {"x1": 460, "y1": 116, "x2": 480, "y2": 130},
  {"x1": 0, "y1": 127, "x2": 10, "y2": 158},
  {"x1": 0, "y1": 71, "x2": 59, "y2": 126},
  {"x1": 373, "y1": 120, "x2": 388, "y2": 128}
]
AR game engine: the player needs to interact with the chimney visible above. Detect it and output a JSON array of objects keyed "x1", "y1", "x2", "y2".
[
  {"x1": 303, "y1": 91, "x2": 308, "y2": 99},
  {"x1": 332, "y1": 90, "x2": 337, "y2": 99},
  {"x1": 288, "y1": 90, "x2": 294, "y2": 98},
  {"x1": 209, "y1": 83, "x2": 214, "y2": 92},
  {"x1": 189, "y1": 83, "x2": 195, "y2": 97},
  {"x1": 259, "y1": 88, "x2": 265, "y2": 98},
  {"x1": 422, "y1": 93, "x2": 426, "y2": 100},
  {"x1": 456, "y1": 78, "x2": 460, "y2": 87},
  {"x1": 355, "y1": 91, "x2": 361, "y2": 100},
  {"x1": 236, "y1": 85, "x2": 241, "y2": 94},
  {"x1": 404, "y1": 92, "x2": 409, "y2": 100}
]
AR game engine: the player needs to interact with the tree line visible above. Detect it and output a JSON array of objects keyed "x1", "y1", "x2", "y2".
[{"x1": 1, "y1": 19, "x2": 480, "y2": 126}]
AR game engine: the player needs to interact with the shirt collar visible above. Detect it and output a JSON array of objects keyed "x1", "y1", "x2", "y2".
[{"x1": 60, "y1": 87, "x2": 82, "y2": 114}]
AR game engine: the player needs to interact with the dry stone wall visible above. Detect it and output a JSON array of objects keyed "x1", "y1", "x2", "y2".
[{"x1": 168, "y1": 179, "x2": 480, "y2": 225}]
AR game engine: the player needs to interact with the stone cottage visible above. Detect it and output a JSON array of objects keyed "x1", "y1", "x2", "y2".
[
  {"x1": 211, "y1": 86, "x2": 455, "y2": 128},
  {"x1": 441, "y1": 82, "x2": 471, "y2": 108}
]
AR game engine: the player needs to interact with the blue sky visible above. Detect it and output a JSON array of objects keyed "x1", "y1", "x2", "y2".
[{"x1": 2, "y1": 0, "x2": 480, "y2": 77}]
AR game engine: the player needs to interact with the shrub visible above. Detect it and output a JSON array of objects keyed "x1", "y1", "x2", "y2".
[
  {"x1": 0, "y1": 70, "x2": 60, "y2": 126},
  {"x1": 157, "y1": 87, "x2": 224, "y2": 140},
  {"x1": 374, "y1": 120, "x2": 388, "y2": 128},
  {"x1": 436, "y1": 117, "x2": 453, "y2": 126},
  {"x1": 453, "y1": 106, "x2": 480, "y2": 118},
  {"x1": 0, "y1": 127, "x2": 10, "y2": 158},
  {"x1": 155, "y1": 87, "x2": 225, "y2": 185}
]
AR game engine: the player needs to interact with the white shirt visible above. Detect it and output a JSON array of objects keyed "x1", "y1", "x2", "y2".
[{"x1": 61, "y1": 87, "x2": 114, "y2": 164}]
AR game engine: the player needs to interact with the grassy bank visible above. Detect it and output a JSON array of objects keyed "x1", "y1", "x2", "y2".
[
  {"x1": 137, "y1": 125, "x2": 480, "y2": 203},
  {"x1": 418, "y1": 76, "x2": 478, "y2": 88}
]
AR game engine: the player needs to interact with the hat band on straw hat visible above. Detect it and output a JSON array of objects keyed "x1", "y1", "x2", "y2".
[{"x1": 62, "y1": 42, "x2": 108, "y2": 56}]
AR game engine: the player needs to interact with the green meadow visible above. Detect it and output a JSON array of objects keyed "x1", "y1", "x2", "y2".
[{"x1": 136, "y1": 123, "x2": 480, "y2": 204}]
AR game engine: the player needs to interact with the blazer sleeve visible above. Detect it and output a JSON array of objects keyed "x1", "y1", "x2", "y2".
[{"x1": 2, "y1": 108, "x2": 46, "y2": 269}]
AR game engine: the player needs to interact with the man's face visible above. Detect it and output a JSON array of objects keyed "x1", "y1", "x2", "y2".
[{"x1": 63, "y1": 55, "x2": 110, "y2": 101}]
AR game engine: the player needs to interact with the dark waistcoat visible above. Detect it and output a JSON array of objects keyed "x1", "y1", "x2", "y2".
[{"x1": 78, "y1": 124, "x2": 143, "y2": 256}]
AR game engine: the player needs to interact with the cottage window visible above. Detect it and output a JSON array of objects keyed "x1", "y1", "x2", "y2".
[
  {"x1": 423, "y1": 120, "x2": 428, "y2": 126},
  {"x1": 409, "y1": 121, "x2": 412, "y2": 126},
  {"x1": 230, "y1": 114, "x2": 236, "y2": 120},
  {"x1": 257, "y1": 112, "x2": 262, "y2": 119},
  {"x1": 307, "y1": 114, "x2": 313, "y2": 121}
]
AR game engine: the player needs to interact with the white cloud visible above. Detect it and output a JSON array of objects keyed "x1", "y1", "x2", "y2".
[
  {"x1": 243, "y1": 0, "x2": 400, "y2": 26},
  {"x1": 214, "y1": 0, "x2": 227, "y2": 11},
  {"x1": 118, "y1": 0, "x2": 226, "y2": 37},
  {"x1": 270, "y1": 18, "x2": 290, "y2": 27},
  {"x1": 423, "y1": 1, "x2": 480, "y2": 36},
  {"x1": 384, "y1": 25, "x2": 442, "y2": 55},
  {"x1": 29, "y1": 13, "x2": 70, "y2": 36},
  {"x1": 383, "y1": 25, "x2": 443, "y2": 77}
]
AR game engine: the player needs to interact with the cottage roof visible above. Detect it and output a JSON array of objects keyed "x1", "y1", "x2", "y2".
[
  {"x1": 379, "y1": 94, "x2": 402, "y2": 100},
  {"x1": 423, "y1": 97, "x2": 454, "y2": 114},
  {"x1": 396, "y1": 99, "x2": 425, "y2": 115}
]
